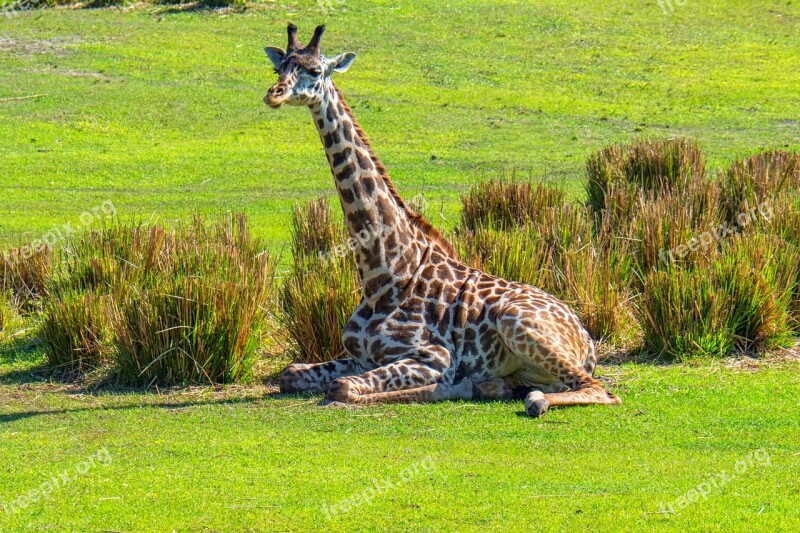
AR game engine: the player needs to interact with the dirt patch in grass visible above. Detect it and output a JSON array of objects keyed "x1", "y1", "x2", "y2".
[
  {"x1": 721, "y1": 340, "x2": 800, "y2": 371},
  {"x1": 595, "y1": 338, "x2": 800, "y2": 369},
  {"x1": 26, "y1": 67, "x2": 116, "y2": 82},
  {"x1": 0, "y1": 381, "x2": 280, "y2": 419},
  {"x1": 0, "y1": 36, "x2": 82, "y2": 56}
]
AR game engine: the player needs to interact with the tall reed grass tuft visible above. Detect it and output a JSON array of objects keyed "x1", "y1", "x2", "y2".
[
  {"x1": 37, "y1": 214, "x2": 276, "y2": 384},
  {"x1": 41, "y1": 289, "x2": 109, "y2": 373},
  {"x1": 720, "y1": 150, "x2": 800, "y2": 223},
  {"x1": 586, "y1": 138, "x2": 705, "y2": 216},
  {"x1": 461, "y1": 179, "x2": 567, "y2": 231},
  {"x1": 1, "y1": 247, "x2": 52, "y2": 310},
  {"x1": 281, "y1": 198, "x2": 361, "y2": 363}
]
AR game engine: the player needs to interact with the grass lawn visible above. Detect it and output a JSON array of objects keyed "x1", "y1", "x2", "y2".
[
  {"x1": 1, "y1": 0, "x2": 799, "y2": 248},
  {"x1": 2, "y1": 348, "x2": 799, "y2": 531},
  {"x1": 2, "y1": 0, "x2": 800, "y2": 530}
]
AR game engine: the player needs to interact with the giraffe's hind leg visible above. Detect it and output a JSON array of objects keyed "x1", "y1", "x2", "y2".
[
  {"x1": 473, "y1": 375, "x2": 570, "y2": 401},
  {"x1": 497, "y1": 305, "x2": 620, "y2": 418},
  {"x1": 522, "y1": 378, "x2": 621, "y2": 418}
]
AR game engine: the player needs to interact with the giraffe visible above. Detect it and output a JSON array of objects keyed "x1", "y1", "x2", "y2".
[{"x1": 264, "y1": 24, "x2": 621, "y2": 417}]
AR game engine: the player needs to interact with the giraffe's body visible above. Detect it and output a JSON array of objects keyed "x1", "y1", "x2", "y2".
[{"x1": 265, "y1": 25, "x2": 620, "y2": 416}]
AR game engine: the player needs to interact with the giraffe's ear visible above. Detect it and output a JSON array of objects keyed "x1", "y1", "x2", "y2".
[
  {"x1": 331, "y1": 52, "x2": 357, "y2": 73},
  {"x1": 265, "y1": 47, "x2": 286, "y2": 69}
]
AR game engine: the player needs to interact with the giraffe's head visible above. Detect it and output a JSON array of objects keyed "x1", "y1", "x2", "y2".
[{"x1": 264, "y1": 24, "x2": 356, "y2": 109}]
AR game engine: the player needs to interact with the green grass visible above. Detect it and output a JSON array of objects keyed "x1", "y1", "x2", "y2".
[
  {"x1": 1, "y1": 347, "x2": 799, "y2": 531},
  {"x1": 2, "y1": 1, "x2": 800, "y2": 530},
  {"x1": 1, "y1": 1, "x2": 799, "y2": 248}
]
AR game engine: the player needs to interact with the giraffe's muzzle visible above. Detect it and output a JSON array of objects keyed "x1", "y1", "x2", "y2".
[{"x1": 264, "y1": 84, "x2": 289, "y2": 109}]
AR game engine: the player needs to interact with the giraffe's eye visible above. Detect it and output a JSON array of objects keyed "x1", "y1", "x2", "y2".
[{"x1": 308, "y1": 68, "x2": 322, "y2": 76}]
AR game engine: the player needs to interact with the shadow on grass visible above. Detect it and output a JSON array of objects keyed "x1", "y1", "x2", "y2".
[
  {"x1": 0, "y1": 364, "x2": 51, "y2": 386},
  {"x1": 595, "y1": 343, "x2": 676, "y2": 367},
  {"x1": 0, "y1": 394, "x2": 281, "y2": 425},
  {"x1": 0, "y1": 329, "x2": 51, "y2": 386},
  {"x1": 0, "y1": 349, "x2": 288, "y2": 423},
  {"x1": 597, "y1": 340, "x2": 800, "y2": 367},
  {"x1": 0, "y1": 392, "x2": 624, "y2": 424},
  {"x1": 0, "y1": 390, "x2": 540, "y2": 425}
]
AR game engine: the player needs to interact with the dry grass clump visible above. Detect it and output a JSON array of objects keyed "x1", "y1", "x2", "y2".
[
  {"x1": 640, "y1": 267, "x2": 735, "y2": 359},
  {"x1": 640, "y1": 234, "x2": 798, "y2": 359},
  {"x1": 721, "y1": 234, "x2": 798, "y2": 350},
  {"x1": 625, "y1": 179, "x2": 723, "y2": 274},
  {"x1": 762, "y1": 194, "x2": 800, "y2": 326},
  {"x1": 108, "y1": 215, "x2": 275, "y2": 384},
  {"x1": 41, "y1": 289, "x2": 109, "y2": 373},
  {"x1": 586, "y1": 139, "x2": 715, "y2": 279},
  {"x1": 281, "y1": 198, "x2": 361, "y2": 363},
  {"x1": 38, "y1": 214, "x2": 276, "y2": 384},
  {"x1": 1, "y1": 246, "x2": 52, "y2": 310},
  {"x1": 763, "y1": 193, "x2": 800, "y2": 244},
  {"x1": 282, "y1": 256, "x2": 360, "y2": 364},
  {"x1": 559, "y1": 232, "x2": 639, "y2": 345},
  {"x1": 586, "y1": 138, "x2": 705, "y2": 216},
  {"x1": 461, "y1": 179, "x2": 567, "y2": 231},
  {"x1": 719, "y1": 150, "x2": 800, "y2": 223},
  {"x1": 290, "y1": 197, "x2": 342, "y2": 258}
]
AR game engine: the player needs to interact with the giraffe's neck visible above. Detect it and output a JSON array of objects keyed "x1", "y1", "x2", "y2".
[{"x1": 310, "y1": 80, "x2": 428, "y2": 298}]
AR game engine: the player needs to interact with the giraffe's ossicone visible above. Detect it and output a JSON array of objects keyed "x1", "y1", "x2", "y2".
[{"x1": 264, "y1": 24, "x2": 620, "y2": 417}]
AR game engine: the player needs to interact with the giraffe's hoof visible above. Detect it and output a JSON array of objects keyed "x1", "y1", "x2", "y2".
[{"x1": 524, "y1": 391, "x2": 549, "y2": 418}]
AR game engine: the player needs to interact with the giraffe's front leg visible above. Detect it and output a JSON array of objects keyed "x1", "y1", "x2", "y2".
[
  {"x1": 279, "y1": 358, "x2": 362, "y2": 394},
  {"x1": 324, "y1": 356, "x2": 473, "y2": 405}
]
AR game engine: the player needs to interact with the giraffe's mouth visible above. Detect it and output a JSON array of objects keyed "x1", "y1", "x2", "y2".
[{"x1": 263, "y1": 93, "x2": 286, "y2": 109}]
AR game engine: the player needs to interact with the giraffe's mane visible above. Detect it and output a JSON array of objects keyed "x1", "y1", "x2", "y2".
[{"x1": 332, "y1": 84, "x2": 458, "y2": 258}]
